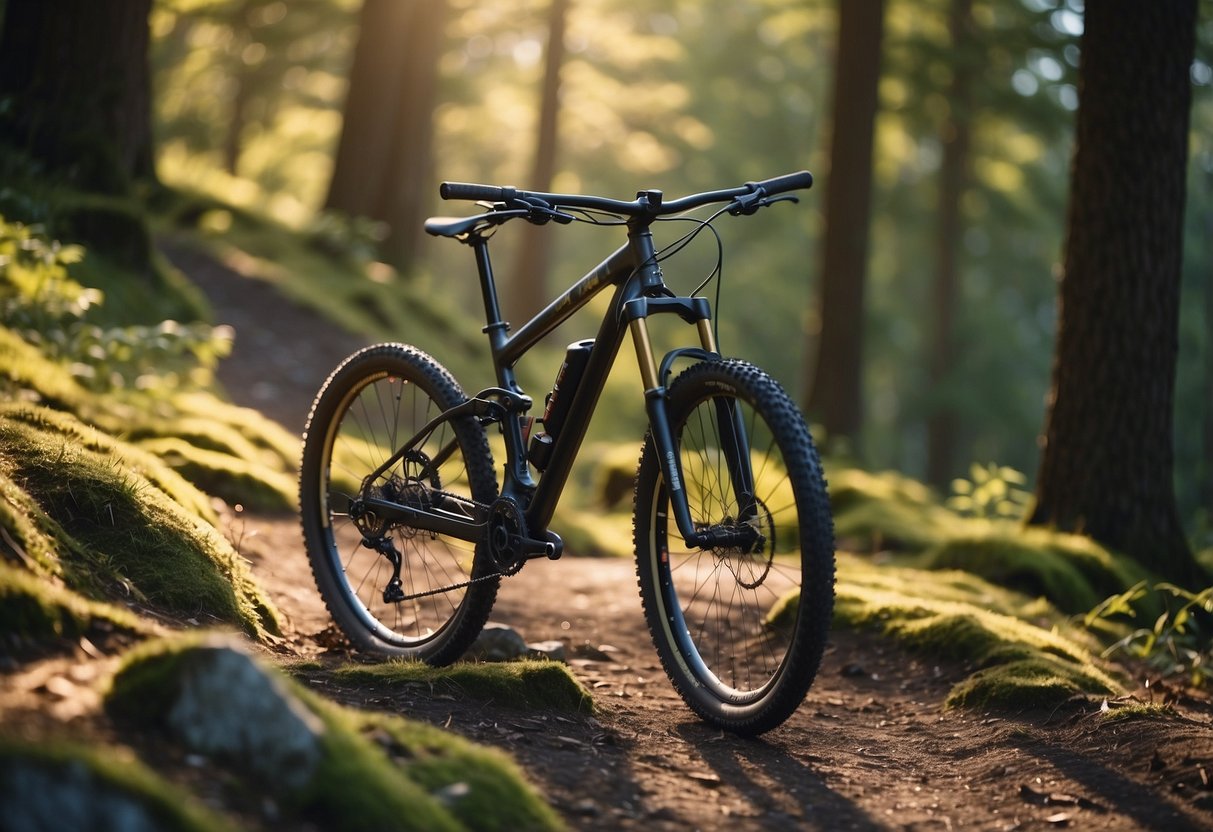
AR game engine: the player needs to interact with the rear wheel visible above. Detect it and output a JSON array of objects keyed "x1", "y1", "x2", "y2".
[
  {"x1": 633, "y1": 359, "x2": 834, "y2": 735},
  {"x1": 300, "y1": 344, "x2": 499, "y2": 663}
]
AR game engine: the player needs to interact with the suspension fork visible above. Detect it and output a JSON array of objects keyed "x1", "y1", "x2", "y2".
[{"x1": 625, "y1": 298, "x2": 756, "y2": 550}]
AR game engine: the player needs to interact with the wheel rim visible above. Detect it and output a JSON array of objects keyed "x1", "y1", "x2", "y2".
[
  {"x1": 653, "y1": 391, "x2": 804, "y2": 703},
  {"x1": 318, "y1": 370, "x2": 481, "y2": 648}
]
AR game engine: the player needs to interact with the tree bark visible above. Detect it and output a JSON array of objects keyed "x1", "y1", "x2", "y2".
[
  {"x1": 0, "y1": 0, "x2": 157, "y2": 193},
  {"x1": 805, "y1": 0, "x2": 886, "y2": 448},
  {"x1": 1029, "y1": 1, "x2": 1202, "y2": 587},
  {"x1": 510, "y1": 0, "x2": 570, "y2": 320},
  {"x1": 925, "y1": 0, "x2": 974, "y2": 488}
]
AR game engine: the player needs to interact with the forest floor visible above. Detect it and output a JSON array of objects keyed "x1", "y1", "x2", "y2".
[{"x1": 166, "y1": 241, "x2": 1213, "y2": 831}]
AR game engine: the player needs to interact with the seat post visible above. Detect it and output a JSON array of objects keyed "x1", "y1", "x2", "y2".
[{"x1": 472, "y1": 238, "x2": 510, "y2": 355}]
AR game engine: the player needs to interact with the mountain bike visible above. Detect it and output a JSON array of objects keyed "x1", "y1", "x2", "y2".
[{"x1": 300, "y1": 171, "x2": 835, "y2": 735}]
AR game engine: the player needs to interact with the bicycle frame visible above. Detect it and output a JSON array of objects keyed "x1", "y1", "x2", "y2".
[
  {"x1": 369, "y1": 171, "x2": 815, "y2": 558},
  {"x1": 473, "y1": 217, "x2": 717, "y2": 543}
]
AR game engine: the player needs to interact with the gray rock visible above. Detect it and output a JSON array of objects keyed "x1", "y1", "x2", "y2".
[
  {"x1": 0, "y1": 758, "x2": 168, "y2": 832},
  {"x1": 466, "y1": 622, "x2": 528, "y2": 661},
  {"x1": 164, "y1": 641, "x2": 326, "y2": 791},
  {"x1": 526, "y1": 640, "x2": 567, "y2": 662}
]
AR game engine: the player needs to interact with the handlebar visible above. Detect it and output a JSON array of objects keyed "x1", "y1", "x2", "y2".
[{"x1": 438, "y1": 170, "x2": 813, "y2": 218}]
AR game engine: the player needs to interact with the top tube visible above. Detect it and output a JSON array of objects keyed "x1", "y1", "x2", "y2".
[{"x1": 438, "y1": 170, "x2": 813, "y2": 218}]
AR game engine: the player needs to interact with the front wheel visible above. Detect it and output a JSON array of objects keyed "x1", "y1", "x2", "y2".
[
  {"x1": 633, "y1": 359, "x2": 834, "y2": 735},
  {"x1": 299, "y1": 344, "x2": 500, "y2": 663}
]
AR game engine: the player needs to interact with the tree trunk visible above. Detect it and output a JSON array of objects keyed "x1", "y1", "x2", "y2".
[
  {"x1": 925, "y1": 0, "x2": 974, "y2": 488},
  {"x1": 221, "y1": 1, "x2": 255, "y2": 177},
  {"x1": 1204, "y1": 168, "x2": 1213, "y2": 527},
  {"x1": 379, "y1": 0, "x2": 447, "y2": 274},
  {"x1": 325, "y1": 0, "x2": 446, "y2": 275},
  {"x1": 1029, "y1": 1, "x2": 1202, "y2": 587},
  {"x1": 324, "y1": 0, "x2": 415, "y2": 218},
  {"x1": 0, "y1": 0, "x2": 157, "y2": 193},
  {"x1": 804, "y1": 0, "x2": 886, "y2": 449},
  {"x1": 511, "y1": 0, "x2": 570, "y2": 320}
]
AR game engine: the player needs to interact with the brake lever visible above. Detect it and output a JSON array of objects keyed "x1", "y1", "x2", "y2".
[
  {"x1": 727, "y1": 192, "x2": 800, "y2": 216},
  {"x1": 519, "y1": 200, "x2": 576, "y2": 225}
]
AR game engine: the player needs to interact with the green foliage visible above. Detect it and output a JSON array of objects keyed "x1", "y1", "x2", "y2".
[
  {"x1": 946, "y1": 463, "x2": 1032, "y2": 520},
  {"x1": 0, "y1": 216, "x2": 298, "y2": 510},
  {"x1": 1082, "y1": 581, "x2": 1213, "y2": 688},
  {"x1": 331, "y1": 660, "x2": 594, "y2": 714},
  {"x1": 0, "y1": 216, "x2": 231, "y2": 395},
  {"x1": 306, "y1": 209, "x2": 388, "y2": 266}
]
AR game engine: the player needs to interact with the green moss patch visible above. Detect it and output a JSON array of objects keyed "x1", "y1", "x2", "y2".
[
  {"x1": 332, "y1": 660, "x2": 595, "y2": 714},
  {"x1": 0, "y1": 406, "x2": 279, "y2": 639},
  {"x1": 353, "y1": 711, "x2": 564, "y2": 832},
  {"x1": 920, "y1": 527, "x2": 1152, "y2": 614},
  {"x1": 0, "y1": 469, "x2": 68, "y2": 577},
  {"x1": 2, "y1": 402, "x2": 216, "y2": 523},
  {"x1": 137, "y1": 437, "x2": 296, "y2": 512},
  {"x1": 0, "y1": 739, "x2": 233, "y2": 832},
  {"x1": 947, "y1": 655, "x2": 1122, "y2": 710},
  {"x1": 0, "y1": 326, "x2": 90, "y2": 412},
  {"x1": 829, "y1": 467, "x2": 969, "y2": 551},
  {"x1": 0, "y1": 561, "x2": 148, "y2": 654},
  {"x1": 827, "y1": 555, "x2": 1123, "y2": 710}
]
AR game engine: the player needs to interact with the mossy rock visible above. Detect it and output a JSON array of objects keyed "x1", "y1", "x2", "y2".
[
  {"x1": 0, "y1": 406, "x2": 279, "y2": 639},
  {"x1": 0, "y1": 739, "x2": 233, "y2": 832},
  {"x1": 107, "y1": 637, "x2": 563, "y2": 832},
  {"x1": 332, "y1": 659, "x2": 595, "y2": 714}
]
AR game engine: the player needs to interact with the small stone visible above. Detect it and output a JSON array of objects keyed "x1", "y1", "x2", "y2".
[
  {"x1": 467, "y1": 623, "x2": 528, "y2": 662},
  {"x1": 526, "y1": 640, "x2": 567, "y2": 662},
  {"x1": 433, "y1": 782, "x2": 470, "y2": 806}
]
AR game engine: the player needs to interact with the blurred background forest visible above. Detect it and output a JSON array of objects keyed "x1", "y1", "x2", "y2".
[{"x1": 142, "y1": 0, "x2": 1213, "y2": 535}]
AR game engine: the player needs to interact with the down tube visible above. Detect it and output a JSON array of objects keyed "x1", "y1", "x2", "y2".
[{"x1": 524, "y1": 279, "x2": 640, "y2": 533}]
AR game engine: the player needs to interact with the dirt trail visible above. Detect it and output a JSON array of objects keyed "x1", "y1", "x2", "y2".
[{"x1": 171, "y1": 241, "x2": 1213, "y2": 831}]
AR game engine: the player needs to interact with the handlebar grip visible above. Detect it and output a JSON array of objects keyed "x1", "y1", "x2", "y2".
[
  {"x1": 439, "y1": 181, "x2": 516, "y2": 202},
  {"x1": 751, "y1": 170, "x2": 814, "y2": 196}
]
